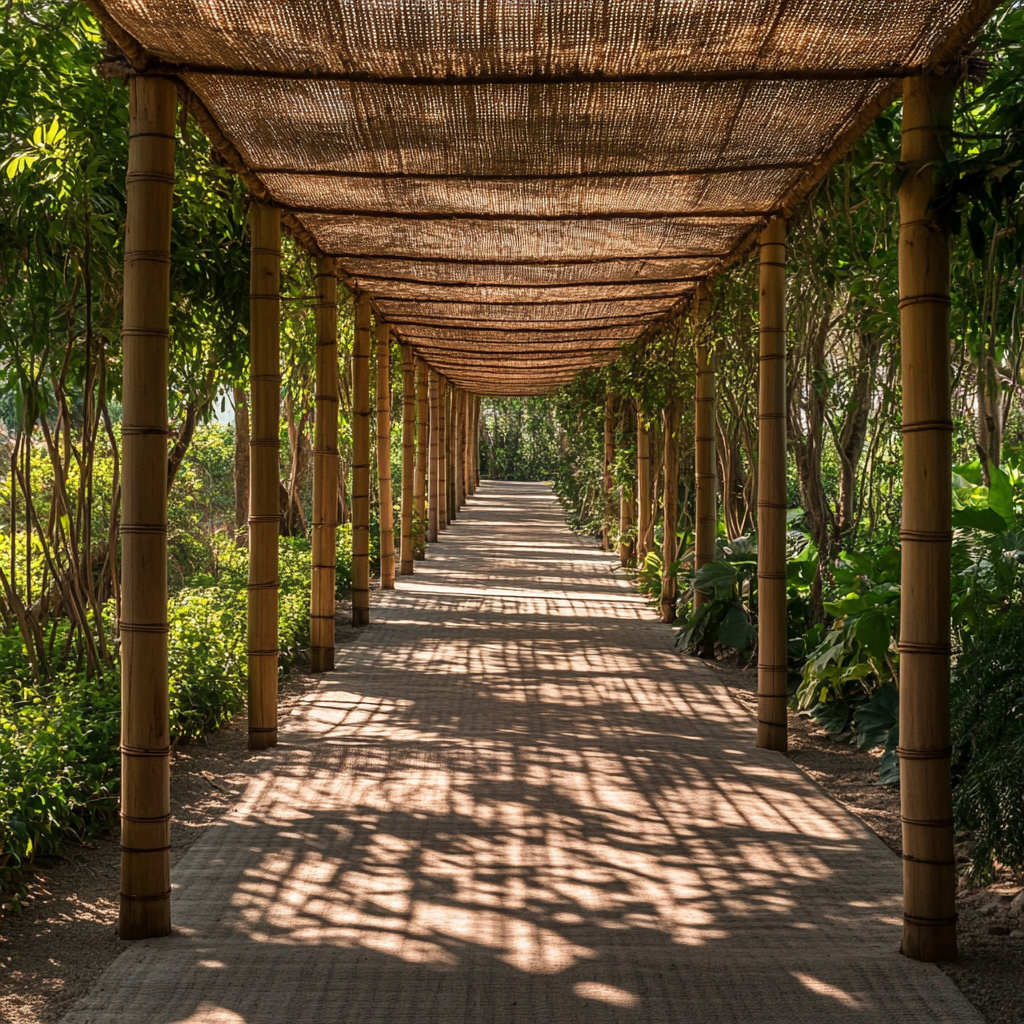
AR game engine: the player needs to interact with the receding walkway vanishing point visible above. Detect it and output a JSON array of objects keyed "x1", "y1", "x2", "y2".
[{"x1": 65, "y1": 484, "x2": 981, "y2": 1024}]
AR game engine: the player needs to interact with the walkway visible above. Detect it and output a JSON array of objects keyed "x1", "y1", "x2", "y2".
[{"x1": 64, "y1": 483, "x2": 980, "y2": 1023}]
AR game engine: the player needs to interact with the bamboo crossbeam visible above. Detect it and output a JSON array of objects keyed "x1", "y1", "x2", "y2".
[
  {"x1": 756, "y1": 217, "x2": 788, "y2": 752},
  {"x1": 400, "y1": 343, "x2": 415, "y2": 575},
  {"x1": 119, "y1": 74, "x2": 175, "y2": 941},
  {"x1": 636, "y1": 407, "x2": 653, "y2": 559},
  {"x1": 248, "y1": 202, "x2": 281, "y2": 751},
  {"x1": 661, "y1": 401, "x2": 681, "y2": 623},
  {"x1": 438, "y1": 375, "x2": 449, "y2": 529},
  {"x1": 310, "y1": 256, "x2": 338, "y2": 672},
  {"x1": 351, "y1": 294, "x2": 371, "y2": 626},
  {"x1": 376, "y1": 320, "x2": 395, "y2": 589},
  {"x1": 414, "y1": 357, "x2": 428, "y2": 557},
  {"x1": 898, "y1": 69, "x2": 958, "y2": 964},
  {"x1": 428, "y1": 368, "x2": 440, "y2": 543},
  {"x1": 693, "y1": 283, "x2": 717, "y2": 612},
  {"x1": 603, "y1": 394, "x2": 614, "y2": 552}
]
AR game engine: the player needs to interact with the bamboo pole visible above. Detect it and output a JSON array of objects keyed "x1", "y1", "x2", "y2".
[
  {"x1": 898, "y1": 69, "x2": 958, "y2": 964},
  {"x1": 351, "y1": 295, "x2": 371, "y2": 626},
  {"x1": 636, "y1": 406, "x2": 652, "y2": 560},
  {"x1": 119, "y1": 75, "x2": 175, "y2": 941},
  {"x1": 603, "y1": 394, "x2": 614, "y2": 552},
  {"x1": 454, "y1": 389, "x2": 465, "y2": 511},
  {"x1": 400, "y1": 344, "x2": 415, "y2": 575},
  {"x1": 414, "y1": 357, "x2": 428, "y2": 557},
  {"x1": 446, "y1": 383, "x2": 456, "y2": 522},
  {"x1": 619, "y1": 482, "x2": 634, "y2": 566},
  {"x1": 376, "y1": 321, "x2": 395, "y2": 590},
  {"x1": 428, "y1": 368, "x2": 440, "y2": 543},
  {"x1": 757, "y1": 216, "x2": 788, "y2": 752},
  {"x1": 661, "y1": 401, "x2": 681, "y2": 623},
  {"x1": 694, "y1": 283, "x2": 717, "y2": 612},
  {"x1": 310, "y1": 257, "x2": 338, "y2": 672},
  {"x1": 438, "y1": 375, "x2": 449, "y2": 530},
  {"x1": 470, "y1": 396, "x2": 480, "y2": 493},
  {"x1": 247, "y1": 202, "x2": 281, "y2": 751}
]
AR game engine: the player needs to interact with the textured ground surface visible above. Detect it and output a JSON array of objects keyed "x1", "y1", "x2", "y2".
[{"x1": 61, "y1": 482, "x2": 984, "y2": 1024}]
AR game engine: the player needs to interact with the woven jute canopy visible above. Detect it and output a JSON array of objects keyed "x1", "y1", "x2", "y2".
[{"x1": 91, "y1": 1, "x2": 995, "y2": 395}]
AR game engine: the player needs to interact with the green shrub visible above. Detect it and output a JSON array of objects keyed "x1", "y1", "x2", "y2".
[{"x1": 952, "y1": 612, "x2": 1024, "y2": 884}]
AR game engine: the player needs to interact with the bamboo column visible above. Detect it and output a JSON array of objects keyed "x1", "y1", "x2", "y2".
[
  {"x1": 898, "y1": 69, "x2": 958, "y2": 964},
  {"x1": 694, "y1": 283, "x2": 717, "y2": 611},
  {"x1": 310, "y1": 257, "x2": 338, "y2": 672},
  {"x1": 415, "y1": 358, "x2": 428, "y2": 557},
  {"x1": 757, "y1": 216, "x2": 788, "y2": 752},
  {"x1": 454, "y1": 389, "x2": 465, "y2": 511},
  {"x1": 428, "y1": 368, "x2": 440, "y2": 543},
  {"x1": 400, "y1": 344, "x2": 415, "y2": 575},
  {"x1": 446, "y1": 383, "x2": 456, "y2": 521},
  {"x1": 376, "y1": 321, "x2": 395, "y2": 590},
  {"x1": 438, "y1": 376, "x2": 449, "y2": 529},
  {"x1": 661, "y1": 401, "x2": 681, "y2": 623},
  {"x1": 602, "y1": 394, "x2": 614, "y2": 552},
  {"x1": 351, "y1": 295, "x2": 371, "y2": 626},
  {"x1": 119, "y1": 74, "x2": 175, "y2": 941},
  {"x1": 619, "y1": 482, "x2": 634, "y2": 565},
  {"x1": 636, "y1": 406, "x2": 652, "y2": 560},
  {"x1": 248, "y1": 202, "x2": 281, "y2": 751}
]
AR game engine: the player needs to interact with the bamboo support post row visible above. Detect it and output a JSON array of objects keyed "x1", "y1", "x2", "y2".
[
  {"x1": 119, "y1": 75, "x2": 175, "y2": 941},
  {"x1": 603, "y1": 394, "x2": 614, "y2": 552},
  {"x1": 693, "y1": 284, "x2": 717, "y2": 613},
  {"x1": 376, "y1": 322, "x2": 394, "y2": 590},
  {"x1": 428, "y1": 369, "x2": 440, "y2": 543},
  {"x1": 310, "y1": 257, "x2": 338, "y2": 672},
  {"x1": 661, "y1": 401, "x2": 681, "y2": 623},
  {"x1": 415, "y1": 358, "x2": 428, "y2": 557},
  {"x1": 351, "y1": 295, "x2": 371, "y2": 626},
  {"x1": 400, "y1": 344, "x2": 415, "y2": 575},
  {"x1": 636, "y1": 407, "x2": 652, "y2": 560},
  {"x1": 898, "y1": 69, "x2": 958, "y2": 964},
  {"x1": 757, "y1": 217, "x2": 788, "y2": 753},
  {"x1": 438, "y1": 375, "x2": 449, "y2": 529},
  {"x1": 248, "y1": 202, "x2": 281, "y2": 751}
]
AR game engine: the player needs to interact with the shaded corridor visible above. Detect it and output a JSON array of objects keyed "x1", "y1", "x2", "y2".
[{"x1": 63, "y1": 483, "x2": 981, "y2": 1023}]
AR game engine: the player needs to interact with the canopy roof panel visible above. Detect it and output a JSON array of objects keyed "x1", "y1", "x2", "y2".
[{"x1": 92, "y1": 0, "x2": 996, "y2": 394}]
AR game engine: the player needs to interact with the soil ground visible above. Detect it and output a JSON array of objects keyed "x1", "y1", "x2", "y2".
[
  {"x1": 2, "y1": 610, "x2": 1020, "y2": 1023},
  {"x1": 707, "y1": 653, "x2": 1024, "y2": 1024}
]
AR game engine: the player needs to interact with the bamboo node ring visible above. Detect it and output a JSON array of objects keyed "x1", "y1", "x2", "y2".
[
  {"x1": 124, "y1": 251, "x2": 172, "y2": 264},
  {"x1": 247, "y1": 580, "x2": 280, "y2": 590},
  {"x1": 757, "y1": 500, "x2": 788, "y2": 509},
  {"x1": 901, "y1": 816, "x2": 954, "y2": 828},
  {"x1": 121, "y1": 426, "x2": 170, "y2": 436},
  {"x1": 899, "y1": 530, "x2": 953, "y2": 542},
  {"x1": 757, "y1": 572, "x2": 787, "y2": 580},
  {"x1": 897, "y1": 642, "x2": 951, "y2": 655},
  {"x1": 902, "y1": 420, "x2": 953, "y2": 433},
  {"x1": 250, "y1": 247, "x2": 282, "y2": 258},
  {"x1": 247, "y1": 649, "x2": 281, "y2": 657},
  {"x1": 248, "y1": 726, "x2": 278, "y2": 733},
  {"x1": 249, "y1": 292, "x2": 281, "y2": 300},
  {"x1": 119, "y1": 524, "x2": 167, "y2": 535},
  {"x1": 120, "y1": 845, "x2": 172, "y2": 854},
  {"x1": 902, "y1": 854, "x2": 957, "y2": 866},
  {"x1": 118, "y1": 621, "x2": 170, "y2": 634},
  {"x1": 119, "y1": 812, "x2": 171, "y2": 824},
  {"x1": 250, "y1": 374, "x2": 283, "y2": 382},
  {"x1": 898, "y1": 293, "x2": 952, "y2": 308},
  {"x1": 247, "y1": 514, "x2": 281, "y2": 523},
  {"x1": 120, "y1": 890, "x2": 173, "y2": 901},
  {"x1": 903, "y1": 913, "x2": 958, "y2": 928},
  {"x1": 248, "y1": 439, "x2": 281, "y2": 448},
  {"x1": 120, "y1": 744, "x2": 170, "y2": 757},
  {"x1": 897, "y1": 746, "x2": 953, "y2": 760},
  {"x1": 125, "y1": 171, "x2": 176, "y2": 185}
]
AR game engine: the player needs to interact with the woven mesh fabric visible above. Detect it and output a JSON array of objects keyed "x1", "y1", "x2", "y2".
[{"x1": 96, "y1": 0, "x2": 995, "y2": 393}]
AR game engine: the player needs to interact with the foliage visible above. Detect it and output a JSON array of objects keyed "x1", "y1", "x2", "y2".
[
  {"x1": 480, "y1": 397, "x2": 560, "y2": 482},
  {"x1": 951, "y1": 611, "x2": 1024, "y2": 884}
]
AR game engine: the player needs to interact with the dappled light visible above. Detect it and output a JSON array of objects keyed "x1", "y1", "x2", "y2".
[{"x1": 64, "y1": 483, "x2": 976, "y2": 1023}]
